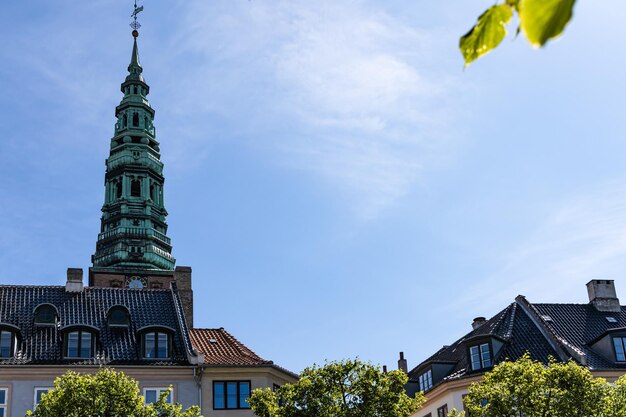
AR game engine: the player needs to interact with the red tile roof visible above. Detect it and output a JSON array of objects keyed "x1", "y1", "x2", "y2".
[{"x1": 190, "y1": 328, "x2": 272, "y2": 366}]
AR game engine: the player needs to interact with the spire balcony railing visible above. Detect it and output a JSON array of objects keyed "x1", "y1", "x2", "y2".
[
  {"x1": 107, "y1": 153, "x2": 163, "y2": 173},
  {"x1": 98, "y1": 226, "x2": 171, "y2": 245}
]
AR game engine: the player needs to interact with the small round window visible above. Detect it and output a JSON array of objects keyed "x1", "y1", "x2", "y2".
[
  {"x1": 108, "y1": 306, "x2": 130, "y2": 326},
  {"x1": 34, "y1": 305, "x2": 57, "y2": 325}
]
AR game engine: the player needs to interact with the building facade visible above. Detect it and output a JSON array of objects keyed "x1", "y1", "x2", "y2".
[
  {"x1": 0, "y1": 270, "x2": 202, "y2": 417},
  {"x1": 191, "y1": 328, "x2": 298, "y2": 416},
  {"x1": 407, "y1": 280, "x2": 626, "y2": 417},
  {"x1": 0, "y1": 9, "x2": 296, "y2": 417}
]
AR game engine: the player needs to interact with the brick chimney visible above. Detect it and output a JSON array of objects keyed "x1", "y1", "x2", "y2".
[
  {"x1": 398, "y1": 351, "x2": 408, "y2": 373},
  {"x1": 174, "y1": 266, "x2": 193, "y2": 327},
  {"x1": 587, "y1": 280, "x2": 620, "y2": 312},
  {"x1": 472, "y1": 316, "x2": 487, "y2": 330},
  {"x1": 66, "y1": 268, "x2": 84, "y2": 292}
]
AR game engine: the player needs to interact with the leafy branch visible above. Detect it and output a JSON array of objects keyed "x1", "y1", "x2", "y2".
[{"x1": 460, "y1": 0, "x2": 577, "y2": 66}]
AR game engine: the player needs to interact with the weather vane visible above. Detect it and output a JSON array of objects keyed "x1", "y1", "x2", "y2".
[{"x1": 130, "y1": 0, "x2": 144, "y2": 36}]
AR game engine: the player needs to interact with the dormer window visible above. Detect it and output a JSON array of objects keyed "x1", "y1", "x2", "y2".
[
  {"x1": 143, "y1": 331, "x2": 170, "y2": 359},
  {"x1": 418, "y1": 369, "x2": 433, "y2": 392},
  {"x1": 34, "y1": 304, "x2": 58, "y2": 326},
  {"x1": 0, "y1": 330, "x2": 16, "y2": 358},
  {"x1": 107, "y1": 306, "x2": 130, "y2": 327},
  {"x1": 469, "y1": 343, "x2": 492, "y2": 371},
  {"x1": 65, "y1": 329, "x2": 95, "y2": 359},
  {"x1": 613, "y1": 337, "x2": 626, "y2": 362}
]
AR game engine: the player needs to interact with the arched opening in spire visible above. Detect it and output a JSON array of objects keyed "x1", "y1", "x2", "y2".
[
  {"x1": 131, "y1": 178, "x2": 141, "y2": 197},
  {"x1": 123, "y1": 114, "x2": 128, "y2": 128},
  {"x1": 132, "y1": 113, "x2": 139, "y2": 127},
  {"x1": 115, "y1": 180, "x2": 123, "y2": 199}
]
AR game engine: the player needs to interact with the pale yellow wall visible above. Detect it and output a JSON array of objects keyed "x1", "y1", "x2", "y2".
[
  {"x1": 199, "y1": 367, "x2": 296, "y2": 417},
  {"x1": 413, "y1": 389, "x2": 466, "y2": 417}
]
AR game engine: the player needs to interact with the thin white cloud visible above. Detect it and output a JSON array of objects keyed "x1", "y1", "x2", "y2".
[
  {"x1": 165, "y1": 0, "x2": 463, "y2": 218},
  {"x1": 458, "y1": 179, "x2": 626, "y2": 311}
]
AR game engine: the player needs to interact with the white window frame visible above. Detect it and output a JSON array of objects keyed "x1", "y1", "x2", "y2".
[
  {"x1": 470, "y1": 342, "x2": 492, "y2": 370},
  {"x1": 418, "y1": 369, "x2": 433, "y2": 392},
  {"x1": 143, "y1": 387, "x2": 173, "y2": 405},
  {"x1": 33, "y1": 387, "x2": 54, "y2": 409},
  {"x1": 0, "y1": 387, "x2": 8, "y2": 417}
]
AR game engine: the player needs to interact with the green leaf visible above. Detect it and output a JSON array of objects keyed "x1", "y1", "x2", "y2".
[
  {"x1": 460, "y1": 4, "x2": 514, "y2": 67},
  {"x1": 520, "y1": 0, "x2": 576, "y2": 47}
]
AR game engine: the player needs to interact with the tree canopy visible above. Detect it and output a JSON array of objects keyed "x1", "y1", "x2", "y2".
[
  {"x1": 248, "y1": 359, "x2": 423, "y2": 417},
  {"x1": 460, "y1": 0, "x2": 577, "y2": 66},
  {"x1": 464, "y1": 353, "x2": 626, "y2": 417},
  {"x1": 26, "y1": 368, "x2": 201, "y2": 417}
]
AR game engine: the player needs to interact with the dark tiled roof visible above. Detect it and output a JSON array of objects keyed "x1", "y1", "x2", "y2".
[
  {"x1": 408, "y1": 300, "x2": 563, "y2": 386},
  {"x1": 531, "y1": 303, "x2": 626, "y2": 370},
  {"x1": 0, "y1": 285, "x2": 195, "y2": 366}
]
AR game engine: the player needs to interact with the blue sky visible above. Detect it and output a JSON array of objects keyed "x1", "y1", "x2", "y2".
[{"x1": 1, "y1": 0, "x2": 626, "y2": 373}]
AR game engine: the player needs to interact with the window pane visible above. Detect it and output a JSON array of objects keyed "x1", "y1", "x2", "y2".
[
  {"x1": 214, "y1": 383, "x2": 225, "y2": 409},
  {"x1": 480, "y1": 344, "x2": 492, "y2": 368},
  {"x1": 0, "y1": 331, "x2": 11, "y2": 358},
  {"x1": 226, "y1": 382, "x2": 237, "y2": 409},
  {"x1": 470, "y1": 346, "x2": 481, "y2": 370},
  {"x1": 0, "y1": 408, "x2": 4, "y2": 417},
  {"x1": 614, "y1": 338, "x2": 626, "y2": 361},
  {"x1": 162, "y1": 389, "x2": 172, "y2": 404},
  {"x1": 157, "y1": 333, "x2": 168, "y2": 358},
  {"x1": 0, "y1": 389, "x2": 5, "y2": 404},
  {"x1": 35, "y1": 306, "x2": 56, "y2": 324},
  {"x1": 144, "y1": 333, "x2": 155, "y2": 358},
  {"x1": 145, "y1": 390, "x2": 157, "y2": 404},
  {"x1": 239, "y1": 382, "x2": 250, "y2": 409},
  {"x1": 109, "y1": 308, "x2": 129, "y2": 325},
  {"x1": 67, "y1": 332, "x2": 79, "y2": 357},
  {"x1": 36, "y1": 389, "x2": 51, "y2": 405},
  {"x1": 80, "y1": 332, "x2": 92, "y2": 358}
]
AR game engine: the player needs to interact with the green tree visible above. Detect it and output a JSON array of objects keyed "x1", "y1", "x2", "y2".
[
  {"x1": 248, "y1": 359, "x2": 423, "y2": 417},
  {"x1": 26, "y1": 368, "x2": 201, "y2": 417},
  {"x1": 604, "y1": 375, "x2": 626, "y2": 417},
  {"x1": 464, "y1": 354, "x2": 610, "y2": 417},
  {"x1": 460, "y1": 0, "x2": 577, "y2": 66}
]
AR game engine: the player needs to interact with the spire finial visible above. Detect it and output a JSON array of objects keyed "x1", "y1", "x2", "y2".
[{"x1": 130, "y1": 0, "x2": 144, "y2": 37}]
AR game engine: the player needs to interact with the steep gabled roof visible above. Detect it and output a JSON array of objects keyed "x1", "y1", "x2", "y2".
[
  {"x1": 190, "y1": 328, "x2": 298, "y2": 378},
  {"x1": 408, "y1": 299, "x2": 564, "y2": 385},
  {"x1": 531, "y1": 302, "x2": 626, "y2": 370},
  {"x1": 0, "y1": 284, "x2": 196, "y2": 366},
  {"x1": 190, "y1": 328, "x2": 270, "y2": 366}
]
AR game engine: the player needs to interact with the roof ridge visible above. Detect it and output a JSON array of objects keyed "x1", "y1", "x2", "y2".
[{"x1": 219, "y1": 328, "x2": 268, "y2": 362}]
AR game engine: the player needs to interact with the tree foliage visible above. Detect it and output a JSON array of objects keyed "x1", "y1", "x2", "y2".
[
  {"x1": 464, "y1": 353, "x2": 626, "y2": 417},
  {"x1": 460, "y1": 0, "x2": 577, "y2": 66},
  {"x1": 248, "y1": 359, "x2": 423, "y2": 417},
  {"x1": 26, "y1": 368, "x2": 202, "y2": 417}
]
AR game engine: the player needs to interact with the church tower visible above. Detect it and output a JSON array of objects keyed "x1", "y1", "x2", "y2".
[
  {"x1": 91, "y1": 29, "x2": 175, "y2": 275},
  {"x1": 89, "y1": 11, "x2": 193, "y2": 326}
]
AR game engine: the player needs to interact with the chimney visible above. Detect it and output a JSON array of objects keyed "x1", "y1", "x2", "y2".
[
  {"x1": 174, "y1": 266, "x2": 193, "y2": 327},
  {"x1": 398, "y1": 351, "x2": 408, "y2": 373},
  {"x1": 66, "y1": 268, "x2": 84, "y2": 292},
  {"x1": 587, "y1": 280, "x2": 620, "y2": 312},
  {"x1": 382, "y1": 365, "x2": 388, "y2": 374},
  {"x1": 472, "y1": 316, "x2": 487, "y2": 330}
]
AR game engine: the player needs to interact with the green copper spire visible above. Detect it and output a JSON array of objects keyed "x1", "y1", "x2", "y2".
[
  {"x1": 92, "y1": 27, "x2": 175, "y2": 271},
  {"x1": 128, "y1": 36, "x2": 142, "y2": 75}
]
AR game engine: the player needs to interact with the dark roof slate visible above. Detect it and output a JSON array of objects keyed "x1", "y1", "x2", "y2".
[
  {"x1": 0, "y1": 285, "x2": 194, "y2": 366},
  {"x1": 532, "y1": 303, "x2": 626, "y2": 370},
  {"x1": 408, "y1": 300, "x2": 561, "y2": 385}
]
